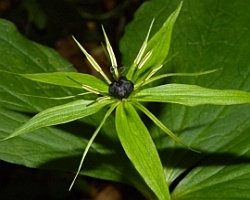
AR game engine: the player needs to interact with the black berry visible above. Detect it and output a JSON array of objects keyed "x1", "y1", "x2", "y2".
[{"x1": 109, "y1": 76, "x2": 134, "y2": 99}]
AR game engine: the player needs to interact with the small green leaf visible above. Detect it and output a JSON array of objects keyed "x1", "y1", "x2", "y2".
[
  {"x1": 2, "y1": 99, "x2": 113, "y2": 141},
  {"x1": 135, "y1": 84, "x2": 250, "y2": 106},
  {"x1": 133, "y1": 2, "x2": 183, "y2": 83},
  {"x1": 116, "y1": 102, "x2": 170, "y2": 200},
  {"x1": 20, "y1": 72, "x2": 109, "y2": 94}
]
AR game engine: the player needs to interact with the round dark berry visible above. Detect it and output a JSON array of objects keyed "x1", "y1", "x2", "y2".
[{"x1": 109, "y1": 76, "x2": 134, "y2": 99}]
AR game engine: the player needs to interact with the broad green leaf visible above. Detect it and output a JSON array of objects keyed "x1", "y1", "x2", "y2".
[
  {"x1": 20, "y1": 72, "x2": 109, "y2": 94},
  {"x1": 0, "y1": 19, "x2": 80, "y2": 112},
  {"x1": 116, "y1": 102, "x2": 170, "y2": 200},
  {"x1": 0, "y1": 107, "x2": 90, "y2": 167},
  {"x1": 0, "y1": 19, "x2": 72, "y2": 74},
  {"x1": 121, "y1": 0, "x2": 250, "y2": 199},
  {"x1": 135, "y1": 84, "x2": 250, "y2": 106},
  {"x1": 171, "y1": 157, "x2": 250, "y2": 199},
  {"x1": 2, "y1": 99, "x2": 112, "y2": 141}
]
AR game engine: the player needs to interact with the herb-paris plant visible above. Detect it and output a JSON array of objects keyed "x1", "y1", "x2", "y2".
[{"x1": 2, "y1": 2, "x2": 250, "y2": 199}]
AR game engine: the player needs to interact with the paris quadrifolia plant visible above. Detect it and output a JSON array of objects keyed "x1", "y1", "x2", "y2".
[{"x1": 2, "y1": 2, "x2": 250, "y2": 199}]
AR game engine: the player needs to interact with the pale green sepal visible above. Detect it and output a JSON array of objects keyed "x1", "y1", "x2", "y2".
[
  {"x1": 134, "y1": 65, "x2": 163, "y2": 90},
  {"x1": 136, "y1": 68, "x2": 220, "y2": 88},
  {"x1": 137, "y1": 50, "x2": 153, "y2": 69},
  {"x1": 116, "y1": 102, "x2": 170, "y2": 200},
  {"x1": 1, "y1": 99, "x2": 113, "y2": 141},
  {"x1": 69, "y1": 101, "x2": 119, "y2": 191},
  {"x1": 101, "y1": 26, "x2": 119, "y2": 80},
  {"x1": 72, "y1": 36, "x2": 111, "y2": 84},
  {"x1": 132, "y1": 101, "x2": 199, "y2": 152},
  {"x1": 20, "y1": 72, "x2": 109, "y2": 94},
  {"x1": 134, "y1": 2, "x2": 183, "y2": 84},
  {"x1": 134, "y1": 83, "x2": 250, "y2": 106},
  {"x1": 126, "y1": 19, "x2": 155, "y2": 80}
]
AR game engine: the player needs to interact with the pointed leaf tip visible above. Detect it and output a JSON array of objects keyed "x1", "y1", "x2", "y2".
[
  {"x1": 2, "y1": 99, "x2": 112, "y2": 141},
  {"x1": 116, "y1": 102, "x2": 170, "y2": 199},
  {"x1": 132, "y1": 1, "x2": 183, "y2": 84}
]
